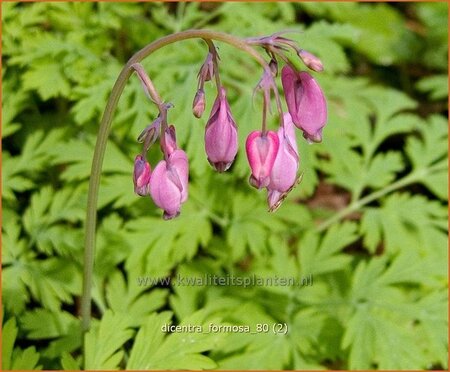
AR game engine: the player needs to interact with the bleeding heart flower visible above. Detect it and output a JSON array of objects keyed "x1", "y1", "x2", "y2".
[
  {"x1": 267, "y1": 113, "x2": 300, "y2": 210},
  {"x1": 245, "y1": 130, "x2": 279, "y2": 189},
  {"x1": 204, "y1": 87, "x2": 238, "y2": 172},
  {"x1": 281, "y1": 65, "x2": 327, "y2": 143},
  {"x1": 149, "y1": 150, "x2": 189, "y2": 220}
]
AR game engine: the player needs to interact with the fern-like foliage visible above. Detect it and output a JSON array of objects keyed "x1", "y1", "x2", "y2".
[{"x1": 2, "y1": 2, "x2": 447, "y2": 370}]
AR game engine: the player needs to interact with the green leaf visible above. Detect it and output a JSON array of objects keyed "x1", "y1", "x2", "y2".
[
  {"x1": 27, "y1": 258, "x2": 81, "y2": 310},
  {"x1": 360, "y1": 192, "x2": 447, "y2": 258},
  {"x1": 2, "y1": 129, "x2": 64, "y2": 201},
  {"x1": 298, "y1": 222, "x2": 357, "y2": 276},
  {"x1": 127, "y1": 310, "x2": 223, "y2": 369},
  {"x1": 95, "y1": 214, "x2": 131, "y2": 278},
  {"x1": 292, "y1": 308, "x2": 343, "y2": 365},
  {"x1": 1, "y1": 72, "x2": 28, "y2": 138},
  {"x1": 227, "y1": 191, "x2": 312, "y2": 261},
  {"x1": 84, "y1": 310, "x2": 134, "y2": 370},
  {"x1": 21, "y1": 309, "x2": 78, "y2": 339},
  {"x1": 2, "y1": 318, "x2": 17, "y2": 371},
  {"x1": 405, "y1": 115, "x2": 448, "y2": 199},
  {"x1": 212, "y1": 302, "x2": 291, "y2": 370},
  {"x1": 299, "y1": 21, "x2": 360, "y2": 73},
  {"x1": 22, "y1": 186, "x2": 85, "y2": 255},
  {"x1": 22, "y1": 60, "x2": 71, "y2": 100},
  {"x1": 406, "y1": 114, "x2": 447, "y2": 170},
  {"x1": 421, "y1": 170, "x2": 448, "y2": 200},
  {"x1": 20, "y1": 309, "x2": 82, "y2": 359},
  {"x1": 71, "y1": 65, "x2": 119, "y2": 125},
  {"x1": 61, "y1": 352, "x2": 81, "y2": 370},
  {"x1": 106, "y1": 270, "x2": 168, "y2": 327},
  {"x1": 3, "y1": 254, "x2": 81, "y2": 313},
  {"x1": 342, "y1": 257, "x2": 446, "y2": 369},
  {"x1": 414, "y1": 291, "x2": 448, "y2": 368},
  {"x1": 415, "y1": 2, "x2": 448, "y2": 70},
  {"x1": 299, "y1": 2, "x2": 416, "y2": 65},
  {"x1": 49, "y1": 136, "x2": 132, "y2": 182},
  {"x1": 125, "y1": 196, "x2": 213, "y2": 278},
  {"x1": 363, "y1": 151, "x2": 403, "y2": 189},
  {"x1": 2, "y1": 318, "x2": 42, "y2": 370},
  {"x1": 416, "y1": 75, "x2": 448, "y2": 100}
]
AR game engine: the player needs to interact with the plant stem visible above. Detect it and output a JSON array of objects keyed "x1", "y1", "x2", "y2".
[
  {"x1": 81, "y1": 30, "x2": 278, "y2": 339},
  {"x1": 261, "y1": 91, "x2": 268, "y2": 134},
  {"x1": 205, "y1": 39, "x2": 222, "y2": 91},
  {"x1": 130, "y1": 63, "x2": 163, "y2": 106},
  {"x1": 316, "y1": 171, "x2": 423, "y2": 232}
]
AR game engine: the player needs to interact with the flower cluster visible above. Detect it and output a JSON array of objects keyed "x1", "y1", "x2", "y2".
[
  {"x1": 133, "y1": 32, "x2": 327, "y2": 219},
  {"x1": 133, "y1": 122, "x2": 189, "y2": 220}
]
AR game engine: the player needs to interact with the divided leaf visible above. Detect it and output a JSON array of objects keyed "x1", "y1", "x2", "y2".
[
  {"x1": 2, "y1": 318, "x2": 42, "y2": 370},
  {"x1": 127, "y1": 311, "x2": 223, "y2": 370},
  {"x1": 298, "y1": 222, "x2": 357, "y2": 276},
  {"x1": 84, "y1": 311, "x2": 134, "y2": 370}
]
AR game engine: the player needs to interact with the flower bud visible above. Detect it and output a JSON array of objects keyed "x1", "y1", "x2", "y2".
[
  {"x1": 204, "y1": 87, "x2": 238, "y2": 172},
  {"x1": 133, "y1": 155, "x2": 151, "y2": 196},
  {"x1": 192, "y1": 89, "x2": 206, "y2": 118},
  {"x1": 281, "y1": 65, "x2": 327, "y2": 143},
  {"x1": 149, "y1": 149, "x2": 189, "y2": 220},
  {"x1": 298, "y1": 49, "x2": 324, "y2": 72},
  {"x1": 245, "y1": 130, "x2": 279, "y2": 189},
  {"x1": 199, "y1": 52, "x2": 215, "y2": 82}
]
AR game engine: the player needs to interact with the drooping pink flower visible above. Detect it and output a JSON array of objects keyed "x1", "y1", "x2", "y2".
[
  {"x1": 133, "y1": 155, "x2": 151, "y2": 196},
  {"x1": 149, "y1": 149, "x2": 189, "y2": 220},
  {"x1": 267, "y1": 113, "x2": 300, "y2": 210},
  {"x1": 281, "y1": 65, "x2": 327, "y2": 143},
  {"x1": 245, "y1": 130, "x2": 279, "y2": 189},
  {"x1": 204, "y1": 87, "x2": 238, "y2": 172}
]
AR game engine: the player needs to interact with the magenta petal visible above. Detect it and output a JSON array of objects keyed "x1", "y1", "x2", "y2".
[
  {"x1": 267, "y1": 189, "x2": 283, "y2": 210},
  {"x1": 268, "y1": 114, "x2": 299, "y2": 193},
  {"x1": 281, "y1": 65, "x2": 301, "y2": 124},
  {"x1": 282, "y1": 112, "x2": 298, "y2": 154},
  {"x1": 204, "y1": 87, "x2": 238, "y2": 172},
  {"x1": 133, "y1": 155, "x2": 151, "y2": 196},
  {"x1": 281, "y1": 65, "x2": 327, "y2": 143},
  {"x1": 149, "y1": 160, "x2": 180, "y2": 218},
  {"x1": 245, "y1": 130, "x2": 279, "y2": 189},
  {"x1": 168, "y1": 150, "x2": 189, "y2": 202},
  {"x1": 149, "y1": 150, "x2": 189, "y2": 219},
  {"x1": 296, "y1": 71, "x2": 327, "y2": 139}
]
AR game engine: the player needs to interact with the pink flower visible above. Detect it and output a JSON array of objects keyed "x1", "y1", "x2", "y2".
[
  {"x1": 204, "y1": 87, "x2": 238, "y2": 172},
  {"x1": 149, "y1": 150, "x2": 189, "y2": 220},
  {"x1": 245, "y1": 130, "x2": 279, "y2": 189},
  {"x1": 133, "y1": 155, "x2": 151, "y2": 196},
  {"x1": 281, "y1": 65, "x2": 327, "y2": 143},
  {"x1": 267, "y1": 113, "x2": 300, "y2": 210}
]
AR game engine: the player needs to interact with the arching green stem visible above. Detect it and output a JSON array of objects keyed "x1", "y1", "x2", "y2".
[{"x1": 81, "y1": 30, "x2": 282, "y2": 339}]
